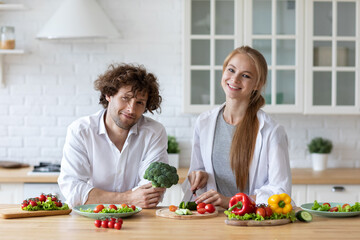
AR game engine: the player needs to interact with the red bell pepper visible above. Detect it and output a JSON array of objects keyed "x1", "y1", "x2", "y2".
[{"x1": 228, "y1": 192, "x2": 255, "y2": 216}]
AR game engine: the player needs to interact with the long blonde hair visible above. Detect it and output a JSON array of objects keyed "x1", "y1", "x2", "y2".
[{"x1": 223, "y1": 46, "x2": 268, "y2": 191}]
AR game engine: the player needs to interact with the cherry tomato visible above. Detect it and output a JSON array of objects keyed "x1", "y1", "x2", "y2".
[
  {"x1": 117, "y1": 218, "x2": 123, "y2": 224},
  {"x1": 205, "y1": 204, "x2": 215, "y2": 213},
  {"x1": 265, "y1": 206, "x2": 273, "y2": 217},
  {"x1": 109, "y1": 204, "x2": 118, "y2": 210},
  {"x1": 51, "y1": 196, "x2": 58, "y2": 201},
  {"x1": 342, "y1": 204, "x2": 350, "y2": 209},
  {"x1": 131, "y1": 205, "x2": 136, "y2": 211},
  {"x1": 121, "y1": 204, "x2": 128, "y2": 208},
  {"x1": 29, "y1": 200, "x2": 37, "y2": 207},
  {"x1": 196, "y1": 202, "x2": 206, "y2": 210},
  {"x1": 197, "y1": 208, "x2": 206, "y2": 214},
  {"x1": 256, "y1": 208, "x2": 266, "y2": 218},
  {"x1": 101, "y1": 219, "x2": 109, "y2": 228},
  {"x1": 322, "y1": 202, "x2": 331, "y2": 207},
  {"x1": 55, "y1": 201, "x2": 62, "y2": 207},
  {"x1": 110, "y1": 218, "x2": 117, "y2": 222},
  {"x1": 169, "y1": 205, "x2": 177, "y2": 212},
  {"x1": 330, "y1": 207, "x2": 338, "y2": 212},
  {"x1": 114, "y1": 222, "x2": 122, "y2": 230},
  {"x1": 94, "y1": 219, "x2": 101, "y2": 228},
  {"x1": 93, "y1": 204, "x2": 105, "y2": 213},
  {"x1": 21, "y1": 203, "x2": 28, "y2": 209},
  {"x1": 39, "y1": 194, "x2": 46, "y2": 202},
  {"x1": 108, "y1": 221, "x2": 115, "y2": 229}
]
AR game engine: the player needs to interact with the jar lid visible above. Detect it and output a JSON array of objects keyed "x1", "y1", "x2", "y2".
[{"x1": 1, "y1": 26, "x2": 15, "y2": 32}]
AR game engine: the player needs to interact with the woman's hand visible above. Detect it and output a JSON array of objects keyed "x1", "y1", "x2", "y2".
[
  {"x1": 188, "y1": 170, "x2": 208, "y2": 192},
  {"x1": 194, "y1": 189, "x2": 230, "y2": 209}
]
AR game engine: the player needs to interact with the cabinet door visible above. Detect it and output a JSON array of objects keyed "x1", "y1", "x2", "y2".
[
  {"x1": 245, "y1": 0, "x2": 304, "y2": 113},
  {"x1": 307, "y1": 184, "x2": 360, "y2": 203},
  {"x1": 292, "y1": 184, "x2": 307, "y2": 206},
  {"x1": 184, "y1": 0, "x2": 242, "y2": 113},
  {"x1": 0, "y1": 183, "x2": 23, "y2": 204},
  {"x1": 305, "y1": 0, "x2": 360, "y2": 114}
]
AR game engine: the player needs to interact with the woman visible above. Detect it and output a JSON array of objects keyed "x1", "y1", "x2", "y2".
[{"x1": 184, "y1": 46, "x2": 291, "y2": 209}]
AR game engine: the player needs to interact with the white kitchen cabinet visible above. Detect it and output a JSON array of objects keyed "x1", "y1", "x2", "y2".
[
  {"x1": 0, "y1": 183, "x2": 23, "y2": 204},
  {"x1": 184, "y1": 0, "x2": 360, "y2": 115},
  {"x1": 292, "y1": 184, "x2": 360, "y2": 205}
]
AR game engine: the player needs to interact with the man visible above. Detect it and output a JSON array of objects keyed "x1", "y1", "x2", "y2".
[{"x1": 58, "y1": 63, "x2": 167, "y2": 208}]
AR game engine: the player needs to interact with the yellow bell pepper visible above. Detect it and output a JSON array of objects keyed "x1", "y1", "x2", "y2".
[{"x1": 268, "y1": 193, "x2": 292, "y2": 214}]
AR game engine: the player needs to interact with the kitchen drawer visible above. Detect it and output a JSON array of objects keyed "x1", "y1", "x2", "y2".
[
  {"x1": 307, "y1": 185, "x2": 360, "y2": 204},
  {"x1": 0, "y1": 183, "x2": 23, "y2": 204}
]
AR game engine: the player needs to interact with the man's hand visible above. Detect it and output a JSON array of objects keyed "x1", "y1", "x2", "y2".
[
  {"x1": 128, "y1": 183, "x2": 166, "y2": 208},
  {"x1": 188, "y1": 170, "x2": 208, "y2": 192}
]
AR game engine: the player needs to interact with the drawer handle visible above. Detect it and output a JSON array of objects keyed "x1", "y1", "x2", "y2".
[{"x1": 332, "y1": 186, "x2": 345, "y2": 192}]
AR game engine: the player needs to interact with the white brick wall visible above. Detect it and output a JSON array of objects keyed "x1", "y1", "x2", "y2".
[{"x1": 0, "y1": 0, "x2": 359, "y2": 169}]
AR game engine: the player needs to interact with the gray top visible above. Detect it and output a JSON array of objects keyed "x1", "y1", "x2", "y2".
[{"x1": 211, "y1": 107, "x2": 249, "y2": 197}]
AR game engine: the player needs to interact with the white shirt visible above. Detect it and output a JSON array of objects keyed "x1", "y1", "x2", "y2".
[
  {"x1": 58, "y1": 109, "x2": 168, "y2": 207},
  {"x1": 182, "y1": 104, "x2": 292, "y2": 204}
]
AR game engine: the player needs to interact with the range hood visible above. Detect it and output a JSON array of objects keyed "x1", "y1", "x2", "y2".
[{"x1": 36, "y1": 0, "x2": 120, "y2": 40}]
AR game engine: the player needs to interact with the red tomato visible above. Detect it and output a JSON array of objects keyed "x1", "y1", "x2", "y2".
[
  {"x1": 21, "y1": 203, "x2": 28, "y2": 209},
  {"x1": 196, "y1": 202, "x2": 206, "y2": 210},
  {"x1": 121, "y1": 204, "x2": 128, "y2": 208},
  {"x1": 108, "y1": 221, "x2": 115, "y2": 229},
  {"x1": 197, "y1": 208, "x2": 206, "y2": 214},
  {"x1": 29, "y1": 200, "x2": 37, "y2": 207},
  {"x1": 342, "y1": 204, "x2": 350, "y2": 209},
  {"x1": 93, "y1": 204, "x2": 105, "y2": 213},
  {"x1": 117, "y1": 218, "x2": 123, "y2": 224},
  {"x1": 322, "y1": 202, "x2": 331, "y2": 207},
  {"x1": 101, "y1": 220, "x2": 109, "y2": 228},
  {"x1": 205, "y1": 204, "x2": 215, "y2": 213},
  {"x1": 256, "y1": 208, "x2": 266, "y2": 218},
  {"x1": 329, "y1": 207, "x2": 338, "y2": 212},
  {"x1": 39, "y1": 194, "x2": 46, "y2": 202},
  {"x1": 169, "y1": 205, "x2": 177, "y2": 212},
  {"x1": 94, "y1": 219, "x2": 101, "y2": 228},
  {"x1": 55, "y1": 201, "x2": 62, "y2": 207},
  {"x1": 110, "y1": 218, "x2": 116, "y2": 222},
  {"x1": 114, "y1": 222, "x2": 122, "y2": 230},
  {"x1": 264, "y1": 206, "x2": 273, "y2": 217},
  {"x1": 131, "y1": 205, "x2": 136, "y2": 211},
  {"x1": 51, "y1": 196, "x2": 58, "y2": 201},
  {"x1": 109, "y1": 204, "x2": 118, "y2": 210}
]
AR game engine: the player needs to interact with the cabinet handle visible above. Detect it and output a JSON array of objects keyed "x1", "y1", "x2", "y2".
[{"x1": 332, "y1": 186, "x2": 345, "y2": 192}]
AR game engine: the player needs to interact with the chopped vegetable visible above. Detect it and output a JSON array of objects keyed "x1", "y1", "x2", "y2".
[
  {"x1": 178, "y1": 201, "x2": 197, "y2": 210},
  {"x1": 268, "y1": 193, "x2": 293, "y2": 214},
  {"x1": 175, "y1": 209, "x2": 192, "y2": 215},
  {"x1": 296, "y1": 211, "x2": 313, "y2": 222}
]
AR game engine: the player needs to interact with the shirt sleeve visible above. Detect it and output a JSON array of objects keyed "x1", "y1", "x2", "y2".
[
  {"x1": 134, "y1": 124, "x2": 169, "y2": 188},
  {"x1": 254, "y1": 125, "x2": 292, "y2": 204},
  {"x1": 58, "y1": 126, "x2": 94, "y2": 208}
]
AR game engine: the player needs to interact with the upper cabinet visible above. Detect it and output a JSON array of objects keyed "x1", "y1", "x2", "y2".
[
  {"x1": 184, "y1": 0, "x2": 360, "y2": 115},
  {"x1": 304, "y1": 0, "x2": 360, "y2": 114}
]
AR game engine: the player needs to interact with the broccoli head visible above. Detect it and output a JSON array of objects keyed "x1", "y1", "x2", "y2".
[{"x1": 143, "y1": 162, "x2": 179, "y2": 188}]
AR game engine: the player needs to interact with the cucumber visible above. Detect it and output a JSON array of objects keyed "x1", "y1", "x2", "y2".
[{"x1": 296, "y1": 210, "x2": 313, "y2": 222}]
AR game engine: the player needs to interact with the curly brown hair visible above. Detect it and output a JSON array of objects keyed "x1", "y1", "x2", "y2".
[{"x1": 94, "y1": 63, "x2": 162, "y2": 114}]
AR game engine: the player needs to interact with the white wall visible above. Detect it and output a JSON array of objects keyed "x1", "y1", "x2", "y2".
[{"x1": 0, "y1": 0, "x2": 359, "y2": 169}]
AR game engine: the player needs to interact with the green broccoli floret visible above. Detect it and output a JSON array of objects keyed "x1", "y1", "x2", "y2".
[{"x1": 143, "y1": 162, "x2": 179, "y2": 188}]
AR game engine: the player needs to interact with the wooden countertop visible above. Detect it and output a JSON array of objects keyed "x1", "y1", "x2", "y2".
[
  {"x1": 2, "y1": 167, "x2": 360, "y2": 185},
  {"x1": 1, "y1": 204, "x2": 360, "y2": 239}
]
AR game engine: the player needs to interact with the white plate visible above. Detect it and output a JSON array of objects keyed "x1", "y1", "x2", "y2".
[{"x1": 301, "y1": 202, "x2": 360, "y2": 218}]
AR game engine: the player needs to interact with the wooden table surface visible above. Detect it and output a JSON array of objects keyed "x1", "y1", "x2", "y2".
[{"x1": 1, "y1": 204, "x2": 360, "y2": 240}]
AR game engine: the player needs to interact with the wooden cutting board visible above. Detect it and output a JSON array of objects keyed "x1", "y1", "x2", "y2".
[
  {"x1": 225, "y1": 218, "x2": 291, "y2": 226},
  {"x1": 156, "y1": 208, "x2": 218, "y2": 219},
  {"x1": 0, "y1": 207, "x2": 72, "y2": 219}
]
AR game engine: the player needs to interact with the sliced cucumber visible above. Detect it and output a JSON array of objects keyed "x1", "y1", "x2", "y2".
[{"x1": 296, "y1": 210, "x2": 313, "y2": 222}]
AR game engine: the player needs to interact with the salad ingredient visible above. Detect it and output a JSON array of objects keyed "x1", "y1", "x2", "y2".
[
  {"x1": 256, "y1": 208, "x2": 266, "y2": 218},
  {"x1": 94, "y1": 219, "x2": 101, "y2": 228},
  {"x1": 329, "y1": 207, "x2": 338, "y2": 212},
  {"x1": 108, "y1": 220, "x2": 115, "y2": 229},
  {"x1": 109, "y1": 204, "x2": 117, "y2": 210},
  {"x1": 295, "y1": 211, "x2": 313, "y2": 222},
  {"x1": 169, "y1": 205, "x2": 177, "y2": 212},
  {"x1": 114, "y1": 222, "x2": 122, "y2": 230},
  {"x1": 80, "y1": 204, "x2": 136, "y2": 213},
  {"x1": 93, "y1": 217, "x2": 123, "y2": 230},
  {"x1": 197, "y1": 208, "x2": 206, "y2": 214},
  {"x1": 197, "y1": 202, "x2": 206, "y2": 210},
  {"x1": 101, "y1": 219, "x2": 109, "y2": 228},
  {"x1": 143, "y1": 162, "x2": 179, "y2": 188},
  {"x1": 94, "y1": 204, "x2": 105, "y2": 213},
  {"x1": 21, "y1": 194, "x2": 69, "y2": 211},
  {"x1": 175, "y1": 209, "x2": 193, "y2": 215},
  {"x1": 228, "y1": 193, "x2": 255, "y2": 216},
  {"x1": 268, "y1": 193, "x2": 293, "y2": 214},
  {"x1": 205, "y1": 204, "x2": 215, "y2": 213},
  {"x1": 178, "y1": 201, "x2": 197, "y2": 210}
]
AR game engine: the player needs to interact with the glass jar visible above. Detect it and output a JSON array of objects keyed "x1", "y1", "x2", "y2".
[{"x1": 0, "y1": 26, "x2": 15, "y2": 50}]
